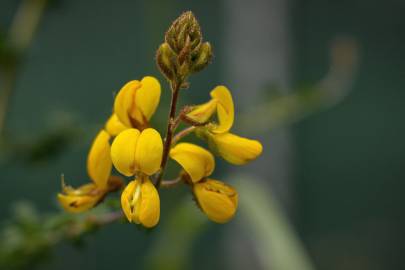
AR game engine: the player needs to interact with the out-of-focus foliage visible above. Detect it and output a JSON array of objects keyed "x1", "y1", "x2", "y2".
[{"x1": 0, "y1": 201, "x2": 124, "y2": 270}]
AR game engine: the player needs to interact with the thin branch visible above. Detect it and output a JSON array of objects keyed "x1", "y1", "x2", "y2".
[
  {"x1": 161, "y1": 177, "x2": 183, "y2": 188},
  {"x1": 155, "y1": 80, "x2": 182, "y2": 187},
  {"x1": 172, "y1": 126, "x2": 196, "y2": 145}
]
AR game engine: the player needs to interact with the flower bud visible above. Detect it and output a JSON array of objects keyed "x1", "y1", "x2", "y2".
[
  {"x1": 165, "y1": 11, "x2": 202, "y2": 54},
  {"x1": 193, "y1": 179, "x2": 238, "y2": 223},
  {"x1": 156, "y1": 43, "x2": 176, "y2": 80},
  {"x1": 190, "y1": 42, "x2": 212, "y2": 73}
]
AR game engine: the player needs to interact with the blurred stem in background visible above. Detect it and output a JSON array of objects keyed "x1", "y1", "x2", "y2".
[
  {"x1": 0, "y1": 0, "x2": 48, "y2": 137},
  {"x1": 239, "y1": 37, "x2": 358, "y2": 134}
]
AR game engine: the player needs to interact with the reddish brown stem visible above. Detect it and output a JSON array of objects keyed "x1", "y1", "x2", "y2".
[{"x1": 155, "y1": 80, "x2": 181, "y2": 187}]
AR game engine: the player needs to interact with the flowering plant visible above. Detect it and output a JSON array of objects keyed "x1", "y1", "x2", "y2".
[{"x1": 58, "y1": 11, "x2": 262, "y2": 227}]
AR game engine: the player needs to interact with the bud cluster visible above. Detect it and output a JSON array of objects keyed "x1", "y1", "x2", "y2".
[{"x1": 156, "y1": 11, "x2": 212, "y2": 81}]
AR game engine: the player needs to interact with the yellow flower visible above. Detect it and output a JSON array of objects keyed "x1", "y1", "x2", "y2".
[
  {"x1": 205, "y1": 132, "x2": 263, "y2": 165},
  {"x1": 111, "y1": 128, "x2": 163, "y2": 227},
  {"x1": 110, "y1": 128, "x2": 163, "y2": 176},
  {"x1": 170, "y1": 143, "x2": 214, "y2": 183},
  {"x1": 58, "y1": 130, "x2": 123, "y2": 213},
  {"x1": 121, "y1": 178, "x2": 160, "y2": 228},
  {"x1": 186, "y1": 85, "x2": 262, "y2": 165},
  {"x1": 58, "y1": 176, "x2": 122, "y2": 213},
  {"x1": 170, "y1": 143, "x2": 238, "y2": 223},
  {"x1": 185, "y1": 86, "x2": 233, "y2": 133},
  {"x1": 114, "y1": 76, "x2": 161, "y2": 130},
  {"x1": 193, "y1": 179, "x2": 238, "y2": 224},
  {"x1": 87, "y1": 130, "x2": 113, "y2": 189}
]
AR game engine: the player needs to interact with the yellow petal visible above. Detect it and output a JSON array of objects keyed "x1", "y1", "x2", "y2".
[
  {"x1": 114, "y1": 80, "x2": 141, "y2": 127},
  {"x1": 193, "y1": 179, "x2": 238, "y2": 223},
  {"x1": 210, "y1": 132, "x2": 263, "y2": 165},
  {"x1": 139, "y1": 178, "x2": 160, "y2": 228},
  {"x1": 105, "y1": 114, "x2": 128, "y2": 136},
  {"x1": 120, "y1": 180, "x2": 139, "y2": 222},
  {"x1": 135, "y1": 128, "x2": 163, "y2": 175},
  {"x1": 210, "y1": 86, "x2": 234, "y2": 133},
  {"x1": 58, "y1": 193, "x2": 100, "y2": 213},
  {"x1": 170, "y1": 143, "x2": 215, "y2": 182},
  {"x1": 185, "y1": 99, "x2": 217, "y2": 124},
  {"x1": 62, "y1": 182, "x2": 95, "y2": 196},
  {"x1": 58, "y1": 182, "x2": 104, "y2": 213},
  {"x1": 111, "y1": 128, "x2": 140, "y2": 176},
  {"x1": 87, "y1": 130, "x2": 112, "y2": 188},
  {"x1": 135, "y1": 76, "x2": 161, "y2": 121}
]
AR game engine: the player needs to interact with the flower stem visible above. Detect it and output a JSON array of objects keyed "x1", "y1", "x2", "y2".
[
  {"x1": 161, "y1": 177, "x2": 183, "y2": 188},
  {"x1": 172, "y1": 126, "x2": 196, "y2": 145},
  {"x1": 156, "y1": 80, "x2": 182, "y2": 187}
]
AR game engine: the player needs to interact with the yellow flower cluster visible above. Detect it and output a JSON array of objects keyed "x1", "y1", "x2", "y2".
[
  {"x1": 58, "y1": 76, "x2": 262, "y2": 227},
  {"x1": 57, "y1": 11, "x2": 262, "y2": 228}
]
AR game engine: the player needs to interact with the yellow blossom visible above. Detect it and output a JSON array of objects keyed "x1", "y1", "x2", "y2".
[
  {"x1": 58, "y1": 130, "x2": 123, "y2": 213},
  {"x1": 193, "y1": 179, "x2": 238, "y2": 223},
  {"x1": 58, "y1": 176, "x2": 122, "y2": 213},
  {"x1": 110, "y1": 128, "x2": 163, "y2": 176},
  {"x1": 121, "y1": 178, "x2": 160, "y2": 228},
  {"x1": 186, "y1": 85, "x2": 262, "y2": 165},
  {"x1": 170, "y1": 143, "x2": 214, "y2": 183},
  {"x1": 114, "y1": 76, "x2": 161, "y2": 130},
  {"x1": 170, "y1": 143, "x2": 238, "y2": 223},
  {"x1": 185, "y1": 86, "x2": 233, "y2": 132},
  {"x1": 206, "y1": 132, "x2": 263, "y2": 165},
  {"x1": 87, "y1": 130, "x2": 113, "y2": 189},
  {"x1": 111, "y1": 128, "x2": 163, "y2": 226}
]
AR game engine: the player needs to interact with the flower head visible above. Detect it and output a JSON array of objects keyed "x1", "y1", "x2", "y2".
[
  {"x1": 57, "y1": 12, "x2": 263, "y2": 230},
  {"x1": 170, "y1": 142, "x2": 214, "y2": 183},
  {"x1": 58, "y1": 176, "x2": 122, "y2": 213},
  {"x1": 111, "y1": 128, "x2": 163, "y2": 176},
  {"x1": 185, "y1": 86, "x2": 262, "y2": 165},
  {"x1": 170, "y1": 143, "x2": 238, "y2": 223},
  {"x1": 193, "y1": 179, "x2": 238, "y2": 223},
  {"x1": 111, "y1": 128, "x2": 163, "y2": 227},
  {"x1": 114, "y1": 76, "x2": 161, "y2": 130},
  {"x1": 121, "y1": 178, "x2": 160, "y2": 228},
  {"x1": 58, "y1": 130, "x2": 123, "y2": 213}
]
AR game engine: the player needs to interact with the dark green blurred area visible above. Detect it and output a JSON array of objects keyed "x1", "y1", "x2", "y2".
[
  {"x1": 1, "y1": 0, "x2": 404, "y2": 269},
  {"x1": 293, "y1": 1, "x2": 405, "y2": 269}
]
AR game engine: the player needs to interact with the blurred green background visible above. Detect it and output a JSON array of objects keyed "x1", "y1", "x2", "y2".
[{"x1": 1, "y1": 0, "x2": 404, "y2": 269}]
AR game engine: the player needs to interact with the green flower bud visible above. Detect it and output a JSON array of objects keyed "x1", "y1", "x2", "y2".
[
  {"x1": 156, "y1": 43, "x2": 176, "y2": 80},
  {"x1": 165, "y1": 11, "x2": 202, "y2": 55},
  {"x1": 190, "y1": 42, "x2": 212, "y2": 73}
]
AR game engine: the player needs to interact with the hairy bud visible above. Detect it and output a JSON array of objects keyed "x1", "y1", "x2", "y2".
[
  {"x1": 190, "y1": 42, "x2": 212, "y2": 73},
  {"x1": 157, "y1": 11, "x2": 212, "y2": 81},
  {"x1": 156, "y1": 43, "x2": 176, "y2": 80},
  {"x1": 165, "y1": 11, "x2": 202, "y2": 54}
]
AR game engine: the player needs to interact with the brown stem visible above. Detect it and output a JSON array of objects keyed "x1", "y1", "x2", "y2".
[
  {"x1": 156, "y1": 80, "x2": 182, "y2": 187},
  {"x1": 161, "y1": 177, "x2": 183, "y2": 188},
  {"x1": 172, "y1": 126, "x2": 196, "y2": 145}
]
